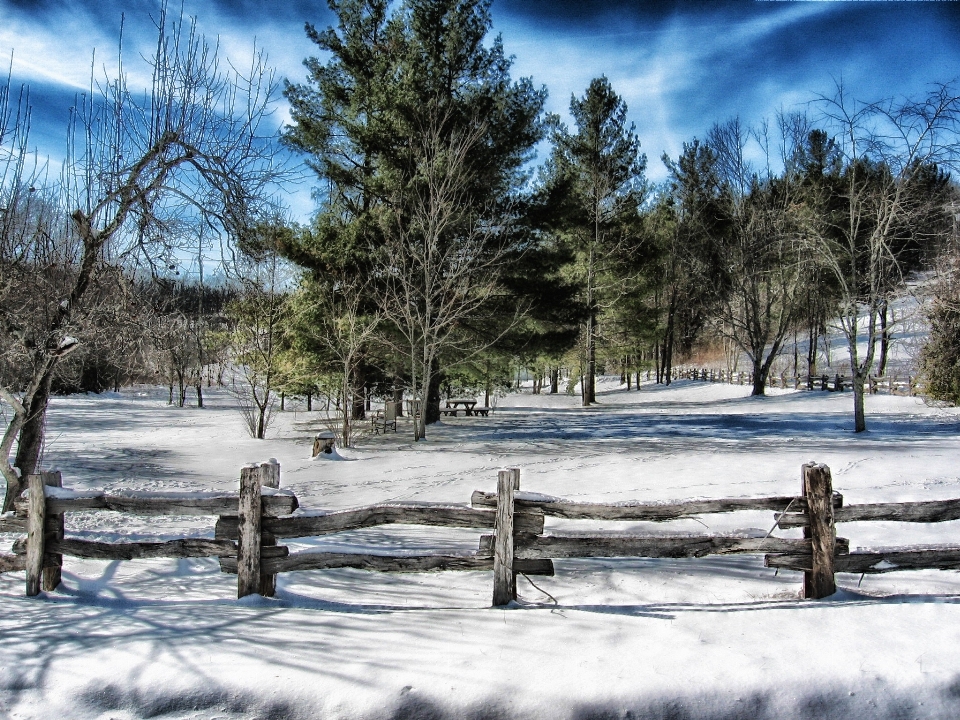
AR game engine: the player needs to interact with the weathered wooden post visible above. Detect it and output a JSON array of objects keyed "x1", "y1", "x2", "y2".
[
  {"x1": 802, "y1": 463, "x2": 836, "y2": 599},
  {"x1": 42, "y1": 471, "x2": 63, "y2": 591},
  {"x1": 260, "y1": 458, "x2": 280, "y2": 489},
  {"x1": 25, "y1": 473, "x2": 46, "y2": 596},
  {"x1": 258, "y1": 459, "x2": 280, "y2": 597},
  {"x1": 492, "y1": 468, "x2": 518, "y2": 606},
  {"x1": 237, "y1": 464, "x2": 263, "y2": 599}
]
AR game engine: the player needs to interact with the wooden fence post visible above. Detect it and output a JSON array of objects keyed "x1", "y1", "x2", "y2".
[
  {"x1": 492, "y1": 468, "x2": 518, "y2": 606},
  {"x1": 259, "y1": 459, "x2": 280, "y2": 597},
  {"x1": 802, "y1": 463, "x2": 836, "y2": 599},
  {"x1": 42, "y1": 471, "x2": 63, "y2": 591},
  {"x1": 237, "y1": 464, "x2": 262, "y2": 599},
  {"x1": 25, "y1": 474, "x2": 46, "y2": 596}
]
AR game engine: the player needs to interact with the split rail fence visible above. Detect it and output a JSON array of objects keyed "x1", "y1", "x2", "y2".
[
  {"x1": 675, "y1": 367, "x2": 923, "y2": 396},
  {"x1": 2, "y1": 462, "x2": 960, "y2": 604}
]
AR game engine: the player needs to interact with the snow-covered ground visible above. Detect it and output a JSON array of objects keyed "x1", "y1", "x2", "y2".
[{"x1": 3, "y1": 378, "x2": 960, "y2": 719}]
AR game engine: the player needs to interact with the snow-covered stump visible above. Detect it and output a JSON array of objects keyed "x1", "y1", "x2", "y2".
[
  {"x1": 802, "y1": 463, "x2": 837, "y2": 599},
  {"x1": 492, "y1": 468, "x2": 520, "y2": 606},
  {"x1": 237, "y1": 464, "x2": 263, "y2": 599},
  {"x1": 312, "y1": 432, "x2": 336, "y2": 457},
  {"x1": 41, "y1": 471, "x2": 63, "y2": 592},
  {"x1": 24, "y1": 474, "x2": 47, "y2": 596}
]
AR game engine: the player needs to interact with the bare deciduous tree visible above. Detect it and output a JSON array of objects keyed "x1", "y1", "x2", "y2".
[
  {"x1": 704, "y1": 117, "x2": 810, "y2": 396},
  {"x1": 809, "y1": 84, "x2": 960, "y2": 431},
  {"x1": 228, "y1": 249, "x2": 289, "y2": 440},
  {"x1": 1, "y1": 7, "x2": 285, "y2": 510},
  {"x1": 377, "y1": 112, "x2": 518, "y2": 440}
]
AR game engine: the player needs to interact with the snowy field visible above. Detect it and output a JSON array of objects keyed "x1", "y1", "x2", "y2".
[{"x1": 3, "y1": 378, "x2": 960, "y2": 719}]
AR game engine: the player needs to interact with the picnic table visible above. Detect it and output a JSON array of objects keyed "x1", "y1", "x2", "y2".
[{"x1": 445, "y1": 398, "x2": 477, "y2": 416}]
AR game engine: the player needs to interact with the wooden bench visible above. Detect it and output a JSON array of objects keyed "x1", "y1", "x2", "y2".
[
  {"x1": 440, "y1": 408, "x2": 461, "y2": 417},
  {"x1": 473, "y1": 407, "x2": 490, "y2": 417}
]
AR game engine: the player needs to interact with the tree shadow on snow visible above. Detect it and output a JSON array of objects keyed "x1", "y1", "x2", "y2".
[
  {"x1": 71, "y1": 677, "x2": 960, "y2": 720},
  {"x1": 465, "y1": 405, "x2": 960, "y2": 458}
]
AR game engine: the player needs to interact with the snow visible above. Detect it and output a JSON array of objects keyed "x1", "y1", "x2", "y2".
[{"x1": 3, "y1": 378, "x2": 960, "y2": 719}]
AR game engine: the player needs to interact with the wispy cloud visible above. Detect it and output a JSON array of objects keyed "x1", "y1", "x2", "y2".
[
  {"x1": 3, "y1": 0, "x2": 959, "y2": 213},
  {"x1": 497, "y1": 0, "x2": 959, "y2": 180}
]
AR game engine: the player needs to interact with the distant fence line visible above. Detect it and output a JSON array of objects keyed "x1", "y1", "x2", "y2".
[
  {"x1": 2, "y1": 461, "x2": 959, "y2": 604},
  {"x1": 674, "y1": 367, "x2": 925, "y2": 396}
]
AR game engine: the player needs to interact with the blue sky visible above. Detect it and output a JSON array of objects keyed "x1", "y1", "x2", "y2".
[{"x1": 3, "y1": 0, "x2": 960, "y2": 221}]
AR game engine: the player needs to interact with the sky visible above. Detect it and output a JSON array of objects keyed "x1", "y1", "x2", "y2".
[{"x1": 2, "y1": 0, "x2": 960, "y2": 222}]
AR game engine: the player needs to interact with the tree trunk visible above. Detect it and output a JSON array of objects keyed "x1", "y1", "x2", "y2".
[
  {"x1": 351, "y1": 364, "x2": 366, "y2": 422},
  {"x1": 0, "y1": 390, "x2": 27, "y2": 513},
  {"x1": 177, "y1": 368, "x2": 187, "y2": 408},
  {"x1": 550, "y1": 367, "x2": 559, "y2": 394},
  {"x1": 751, "y1": 356, "x2": 766, "y2": 396},
  {"x1": 655, "y1": 336, "x2": 663, "y2": 384},
  {"x1": 853, "y1": 372, "x2": 867, "y2": 433},
  {"x1": 807, "y1": 322, "x2": 818, "y2": 377},
  {"x1": 793, "y1": 333, "x2": 798, "y2": 377},
  {"x1": 662, "y1": 291, "x2": 677, "y2": 386},
  {"x1": 877, "y1": 302, "x2": 890, "y2": 378},
  {"x1": 256, "y1": 403, "x2": 267, "y2": 440},
  {"x1": 585, "y1": 325, "x2": 597, "y2": 404},
  {"x1": 426, "y1": 370, "x2": 442, "y2": 425},
  {"x1": 13, "y1": 370, "x2": 54, "y2": 482},
  {"x1": 195, "y1": 384, "x2": 203, "y2": 408}
]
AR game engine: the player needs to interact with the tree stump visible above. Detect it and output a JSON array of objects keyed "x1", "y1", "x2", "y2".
[{"x1": 313, "y1": 432, "x2": 336, "y2": 457}]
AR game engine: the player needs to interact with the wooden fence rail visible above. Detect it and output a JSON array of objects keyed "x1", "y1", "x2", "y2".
[
  {"x1": 675, "y1": 367, "x2": 924, "y2": 396},
  {"x1": 3, "y1": 462, "x2": 960, "y2": 605},
  {"x1": 476, "y1": 462, "x2": 960, "y2": 603},
  {"x1": 0, "y1": 459, "x2": 298, "y2": 597}
]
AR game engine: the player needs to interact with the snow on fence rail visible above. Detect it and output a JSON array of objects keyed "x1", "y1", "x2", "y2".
[{"x1": 2, "y1": 462, "x2": 960, "y2": 604}]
